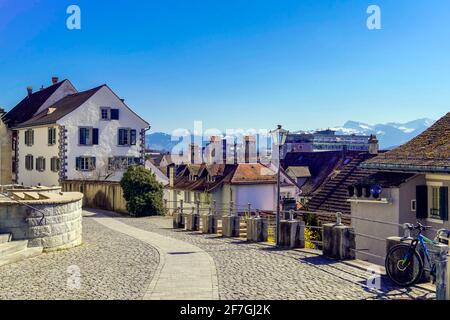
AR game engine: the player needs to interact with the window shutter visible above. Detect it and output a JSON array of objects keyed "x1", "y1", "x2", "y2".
[
  {"x1": 79, "y1": 128, "x2": 85, "y2": 145},
  {"x1": 76, "y1": 157, "x2": 81, "y2": 170},
  {"x1": 416, "y1": 185, "x2": 428, "y2": 219},
  {"x1": 93, "y1": 128, "x2": 99, "y2": 145},
  {"x1": 130, "y1": 130, "x2": 137, "y2": 145},
  {"x1": 48, "y1": 128, "x2": 52, "y2": 145},
  {"x1": 111, "y1": 109, "x2": 119, "y2": 120},
  {"x1": 31, "y1": 130, "x2": 34, "y2": 145},
  {"x1": 91, "y1": 157, "x2": 96, "y2": 170},
  {"x1": 440, "y1": 187, "x2": 449, "y2": 221}
]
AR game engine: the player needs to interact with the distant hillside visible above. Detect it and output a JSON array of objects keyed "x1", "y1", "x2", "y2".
[{"x1": 147, "y1": 118, "x2": 435, "y2": 152}]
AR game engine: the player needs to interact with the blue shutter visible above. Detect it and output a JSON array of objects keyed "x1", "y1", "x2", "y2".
[
  {"x1": 76, "y1": 157, "x2": 81, "y2": 170},
  {"x1": 130, "y1": 130, "x2": 137, "y2": 145},
  {"x1": 79, "y1": 128, "x2": 86, "y2": 145},
  {"x1": 118, "y1": 129, "x2": 123, "y2": 145},
  {"x1": 440, "y1": 187, "x2": 449, "y2": 221},
  {"x1": 111, "y1": 109, "x2": 119, "y2": 120},
  {"x1": 93, "y1": 128, "x2": 99, "y2": 145}
]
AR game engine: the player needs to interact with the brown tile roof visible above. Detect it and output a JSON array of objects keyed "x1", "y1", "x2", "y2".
[
  {"x1": 306, "y1": 153, "x2": 377, "y2": 214},
  {"x1": 4, "y1": 80, "x2": 68, "y2": 127},
  {"x1": 229, "y1": 164, "x2": 276, "y2": 185},
  {"x1": 362, "y1": 112, "x2": 450, "y2": 173},
  {"x1": 282, "y1": 151, "x2": 366, "y2": 196},
  {"x1": 14, "y1": 85, "x2": 104, "y2": 128}
]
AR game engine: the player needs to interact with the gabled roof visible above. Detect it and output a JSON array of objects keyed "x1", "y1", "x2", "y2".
[
  {"x1": 282, "y1": 151, "x2": 362, "y2": 195},
  {"x1": 306, "y1": 153, "x2": 377, "y2": 214},
  {"x1": 228, "y1": 164, "x2": 277, "y2": 185},
  {"x1": 4, "y1": 80, "x2": 68, "y2": 127},
  {"x1": 362, "y1": 112, "x2": 450, "y2": 173},
  {"x1": 14, "y1": 85, "x2": 104, "y2": 128}
]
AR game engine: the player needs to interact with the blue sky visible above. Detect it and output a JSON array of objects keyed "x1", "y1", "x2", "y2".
[{"x1": 0, "y1": 0, "x2": 449, "y2": 133}]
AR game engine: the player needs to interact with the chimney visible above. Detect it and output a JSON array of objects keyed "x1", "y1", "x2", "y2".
[
  {"x1": 189, "y1": 143, "x2": 200, "y2": 164},
  {"x1": 207, "y1": 136, "x2": 222, "y2": 164},
  {"x1": 244, "y1": 135, "x2": 257, "y2": 163},
  {"x1": 368, "y1": 134, "x2": 379, "y2": 155},
  {"x1": 52, "y1": 76, "x2": 59, "y2": 85},
  {"x1": 27, "y1": 86, "x2": 33, "y2": 97}
]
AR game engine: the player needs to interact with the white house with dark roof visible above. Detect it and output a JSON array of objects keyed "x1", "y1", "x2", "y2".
[{"x1": 6, "y1": 78, "x2": 149, "y2": 186}]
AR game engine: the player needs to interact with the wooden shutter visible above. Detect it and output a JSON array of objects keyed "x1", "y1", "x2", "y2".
[
  {"x1": 416, "y1": 185, "x2": 428, "y2": 219},
  {"x1": 76, "y1": 157, "x2": 81, "y2": 170},
  {"x1": 93, "y1": 128, "x2": 99, "y2": 145},
  {"x1": 111, "y1": 109, "x2": 119, "y2": 120},
  {"x1": 440, "y1": 187, "x2": 449, "y2": 221},
  {"x1": 79, "y1": 128, "x2": 85, "y2": 145},
  {"x1": 130, "y1": 130, "x2": 137, "y2": 145}
]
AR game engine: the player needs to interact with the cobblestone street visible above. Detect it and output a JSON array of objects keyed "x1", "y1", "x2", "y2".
[{"x1": 0, "y1": 211, "x2": 436, "y2": 300}]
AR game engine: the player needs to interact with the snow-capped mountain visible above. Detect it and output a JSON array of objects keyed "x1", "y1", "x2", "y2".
[{"x1": 327, "y1": 118, "x2": 435, "y2": 149}]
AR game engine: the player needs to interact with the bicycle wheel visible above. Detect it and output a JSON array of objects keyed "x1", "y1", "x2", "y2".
[{"x1": 385, "y1": 244, "x2": 424, "y2": 287}]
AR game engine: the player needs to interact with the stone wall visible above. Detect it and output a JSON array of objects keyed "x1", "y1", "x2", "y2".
[{"x1": 0, "y1": 193, "x2": 83, "y2": 252}]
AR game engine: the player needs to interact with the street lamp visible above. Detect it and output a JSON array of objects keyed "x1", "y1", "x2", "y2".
[{"x1": 270, "y1": 124, "x2": 289, "y2": 246}]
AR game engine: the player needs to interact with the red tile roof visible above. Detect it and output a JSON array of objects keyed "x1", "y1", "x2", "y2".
[{"x1": 362, "y1": 112, "x2": 450, "y2": 173}]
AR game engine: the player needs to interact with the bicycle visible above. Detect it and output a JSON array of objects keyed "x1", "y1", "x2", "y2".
[{"x1": 385, "y1": 222, "x2": 450, "y2": 287}]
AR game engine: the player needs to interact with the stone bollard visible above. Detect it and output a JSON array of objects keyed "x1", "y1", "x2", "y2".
[
  {"x1": 323, "y1": 223, "x2": 355, "y2": 260},
  {"x1": 278, "y1": 217, "x2": 305, "y2": 249},
  {"x1": 432, "y1": 243, "x2": 449, "y2": 300},
  {"x1": 202, "y1": 209, "x2": 218, "y2": 234},
  {"x1": 247, "y1": 214, "x2": 268, "y2": 242},
  {"x1": 172, "y1": 208, "x2": 184, "y2": 229},
  {"x1": 222, "y1": 215, "x2": 240, "y2": 238},
  {"x1": 185, "y1": 208, "x2": 200, "y2": 231}
]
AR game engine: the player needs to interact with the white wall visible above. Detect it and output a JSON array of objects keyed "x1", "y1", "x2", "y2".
[
  {"x1": 17, "y1": 126, "x2": 60, "y2": 186},
  {"x1": 58, "y1": 86, "x2": 149, "y2": 182},
  {"x1": 233, "y1": 184, "x2": 276, "y2": 211},
  {"x1": 351, "y1": 188, "x2": 401, "y2": 265}
]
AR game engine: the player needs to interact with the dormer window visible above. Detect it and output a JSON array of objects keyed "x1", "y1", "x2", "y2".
[
  {"x1": 189, "y1": 174, "x2": 197, "y2": 181},
  {"x1": 207, "y1": 175, "x2": 216, "y2": 183}
]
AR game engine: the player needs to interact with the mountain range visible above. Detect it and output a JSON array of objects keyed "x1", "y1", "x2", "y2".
[{"x1": 146, "y1": 118, "x2": 435, "y2": 152}]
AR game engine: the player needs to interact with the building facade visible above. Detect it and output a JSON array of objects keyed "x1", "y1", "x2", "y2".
[{"x1": 6, "y1": 79, "x2": 149, "y2": 187}]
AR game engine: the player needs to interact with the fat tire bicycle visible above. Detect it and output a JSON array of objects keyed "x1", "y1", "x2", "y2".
[{"x1": 385, "y1": 222, "x2": 450, "y2": 287}]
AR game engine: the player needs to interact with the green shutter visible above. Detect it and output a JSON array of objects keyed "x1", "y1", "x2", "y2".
[
  {"x1": 440, "y1": 187, "x2": 449, "y2": 221},
  {"x1": 416, "y1": 185, "x2": 428, "y2": 219}
]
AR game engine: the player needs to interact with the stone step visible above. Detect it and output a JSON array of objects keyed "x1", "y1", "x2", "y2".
[
  {"x1": 0, "y1": 240, "x2": 28, "y2": 258},
  {"x1": 0, "y1": 233, "x2": 12, "y2": 244},
  {"x1": 0, "y1": 247, "x2": 43, "y2": 268}
]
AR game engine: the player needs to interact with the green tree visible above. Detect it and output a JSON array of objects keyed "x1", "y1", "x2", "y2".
[{"x1": 120, "y1": 165, "x2": 164, "y2": 217}]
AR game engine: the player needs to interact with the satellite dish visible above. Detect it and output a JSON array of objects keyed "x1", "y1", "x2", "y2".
[{"x1": 371, "y1": 185, "x2": 382, "y2": 199}]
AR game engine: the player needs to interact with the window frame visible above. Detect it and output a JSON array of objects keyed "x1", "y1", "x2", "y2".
[
  {"x1": 48, "y1": 127, "x2": 57, "y2": 146},
  {"x1": 36, "y1": 157, "x2": 46, "y2": 172},
  {"x1": 50, "y1": 156, "x2": 61, "y2": 172},
  {"x1": 76, "y1": 156, "x2": 96, "y2": 171},
  {"x1": 24, "y1": 129, "x2": 34, "y2": 147},
  {"x1": 100, "y1": 107, "x2": 111, "y2": 120},
  {"x1": 118, "y1": 128, "x2": 137, "y2": 146},
  {"x1": 25, "y1": 154, "x2": 34, "y2": 171}
]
